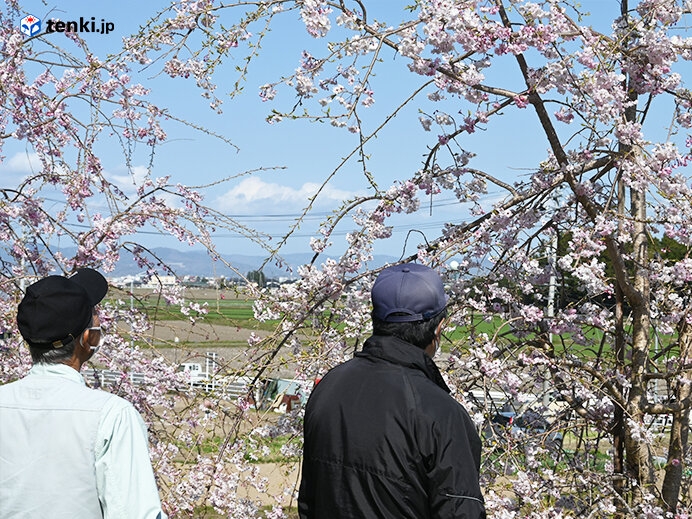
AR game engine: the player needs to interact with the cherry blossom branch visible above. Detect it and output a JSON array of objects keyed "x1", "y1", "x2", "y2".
[
  {"x1": 496, "y1": 0, "x2": 643, "y2": 307},
  {"x1": 264, "y1": 78, "x2": 434, "y2": 263}
]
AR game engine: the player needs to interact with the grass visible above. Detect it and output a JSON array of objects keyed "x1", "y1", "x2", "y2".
[
  {"x1": 109, "y1": 295, "x2": 279, "y2": 331},
  {"x1": 552, "y1": 449, "x2": 611, "y2": 472},
  {"x1": 193, "y1": 506, "x2": 299, "y2": 518},
  {"x1": 140, "y1": 340, "x2": 251, "y2": 349},
  {"x1": 440, "y1": 314, "x2": 678, "y2": 359},
  {"x1": 484, "y1": 435, "x2": 611, "y2": 473},
  {"x1": 113, "y1": 292, "x2": 681, "y2": 364},
  {"x1": 244, "y1": 435, "x2": 301, "y2": 464},
  {"x1": 177, "y1": 434, "x2": 300, "y2": 464}
]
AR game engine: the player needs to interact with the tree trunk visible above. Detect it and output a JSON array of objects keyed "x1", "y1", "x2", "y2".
[
  {"x1": 616, "y1": 2, "x2": 656, "y2": 494},
  {"x1": 661, "y1": 319, "x2": 692, "y2": 511},
  {"x1": 624, "y1": 185, "x2": 656, "y2": 495}
]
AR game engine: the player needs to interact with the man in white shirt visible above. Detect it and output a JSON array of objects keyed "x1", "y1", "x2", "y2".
[{"x1": 0, "y1": 268, "x2": 166, "y2": 519}]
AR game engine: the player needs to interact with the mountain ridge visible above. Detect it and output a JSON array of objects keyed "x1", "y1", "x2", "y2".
[{"x1": 107, "y1": 247, "x2": 400, "y2": 278}]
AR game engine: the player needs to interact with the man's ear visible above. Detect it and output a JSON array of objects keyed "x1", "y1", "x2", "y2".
[
  {"x1": 66, "y1": 329, "x2": 92, "y2": 369},
  {"x1": 78, "y1": 328, "x2": 91, "y2": 351}
]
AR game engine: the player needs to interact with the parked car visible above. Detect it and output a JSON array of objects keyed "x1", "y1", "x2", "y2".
[
  {"x1": 482, "y1": 411, "x2": 515, "y2": 447},
  {"x1": 483, "y1": 409, "x2": 563, "y2": 449}
]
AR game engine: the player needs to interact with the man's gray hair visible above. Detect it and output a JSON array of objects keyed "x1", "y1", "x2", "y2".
[
  {"x1": 371, "y1": 309, "x2": 447, "y2": 349},
  {"x1": 29, "y1": 337, "x2": 78, "y2": 365}
]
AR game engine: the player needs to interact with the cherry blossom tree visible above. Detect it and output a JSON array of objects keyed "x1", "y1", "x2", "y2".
[{"x1": 2, "y1": 0, "x2": 692, "y2": 517}]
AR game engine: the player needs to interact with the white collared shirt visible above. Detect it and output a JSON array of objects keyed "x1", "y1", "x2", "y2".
[{"x1": 0, "y1": 363, "x2": 166, "y2": 519}]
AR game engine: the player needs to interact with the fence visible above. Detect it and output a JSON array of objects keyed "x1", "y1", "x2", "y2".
[{"x1": 83, "y1": 368, "x2": 251, "y2": 400}]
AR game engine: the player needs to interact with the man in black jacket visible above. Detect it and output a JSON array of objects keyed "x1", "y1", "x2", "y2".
[{"x1": 299, "y1": 263, "x2": 485, "y2": 519}]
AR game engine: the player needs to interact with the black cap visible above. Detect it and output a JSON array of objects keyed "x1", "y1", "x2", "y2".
[
  {"x1": 17, "y1": 268, "x2": 108, "y2": 349},
  {"x1": 371, "y1": 263, "x2": 448, "y2": 322}
]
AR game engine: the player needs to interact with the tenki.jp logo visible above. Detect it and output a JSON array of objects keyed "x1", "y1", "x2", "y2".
[
  {"x1": 19, "y1": 15, "x2": 115, "y2": 37},
  {"x1": 20, "y1": 15, "x2": 41, "y2": 37}
]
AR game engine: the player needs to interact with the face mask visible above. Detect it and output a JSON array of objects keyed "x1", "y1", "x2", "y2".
[
  {"x1": 434, "y1": 319, "x2": 449, "y2": 358},
  {"x1": 431, "y1": 335, "x2": 440, "y2": 358},
  {"x1": 81, "y1": 325, "x2": 106, "y2": 354}
]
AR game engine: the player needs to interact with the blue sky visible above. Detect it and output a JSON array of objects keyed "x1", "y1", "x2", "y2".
[{"x1": 4, "y1": 1, "x2": 690, "y2": 261}]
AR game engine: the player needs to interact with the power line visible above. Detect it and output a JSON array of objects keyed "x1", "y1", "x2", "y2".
[
  {"x1": 56, "y1": 217, "x2": 462, "y2": 239},
  {"x1": 35, "y1": 191, "x2": 501, "y2": 240},
  {"x1": 40, "y1": 193, "x2": 500, "y2": 222}
]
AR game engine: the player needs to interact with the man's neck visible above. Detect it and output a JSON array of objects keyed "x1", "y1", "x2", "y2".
[{"x1": 61, "y1": 358, "x2": 82, "y2": 372}]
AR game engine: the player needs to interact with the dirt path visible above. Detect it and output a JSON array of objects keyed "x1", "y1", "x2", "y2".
[
  {"x1": 134, "y1": 321, "x2": 307, "y2": 377},
  {"x1": 118, "y1": 320, "x2": 273, "y2": 344},
  {"x1": 240, "y1": 462, "x2": 302, "y2": 510}
]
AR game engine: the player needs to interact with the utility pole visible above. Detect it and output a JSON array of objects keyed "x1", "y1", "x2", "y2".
[
  {"x1": 19, "y1": 256, "x2": 26, "y2": 293},
  {"x1": 19, "y1": 227, "x2": 27, "y2": 293},
  {"x1": 130, "y1": 278, "x2": 135, "y2": 351},
  {"x1": 544, "y1": 228, "x2": 557, "y2": 407}
]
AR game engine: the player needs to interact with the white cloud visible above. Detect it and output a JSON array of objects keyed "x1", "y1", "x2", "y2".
[
  {"x1": 107, "y1": 165, "x2": 150, "y2": 194},
  {"x1": 1, "y1": 151, "x2": 41, "y2": 173},
  {"x1": 104, "y1": 165, "x2": 185, "y2": 209},
  {"x1": 217, "y1": 177, "x2": 362, "y2": 212},
  {"x1": 0, "y1": 152, "x2": 43, "y2": 188}
]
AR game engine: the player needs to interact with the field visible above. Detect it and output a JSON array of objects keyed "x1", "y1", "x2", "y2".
[
  {"x1": 111, "y1": 287, "x2": 277, "y2": 331},
  {"x1": 113, "y1": 287, "x2": 678, "y2": 360}
]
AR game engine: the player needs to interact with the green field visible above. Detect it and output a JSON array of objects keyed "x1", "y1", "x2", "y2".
[
  {"x1": 117, "y1": 293, "x2": 679, "y2": 361},
  {"x1": 115, "y1": 296, "x2": 279, "y2": 331},
  {"x1": 175, "y1": 433, "x2": 300, "y2": 463}
]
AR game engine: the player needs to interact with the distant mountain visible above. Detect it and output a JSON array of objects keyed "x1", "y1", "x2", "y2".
[
  {"x1": 2, "y1": 243, "x2": 461, "y2": 280},
  {"x1": 108, "y1": 247, "x2": 400, "y2": 279},
  {"x1": 0, "y1": 242, "x2": 402, "y2": 279}
]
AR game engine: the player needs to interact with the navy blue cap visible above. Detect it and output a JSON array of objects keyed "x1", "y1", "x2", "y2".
[
  {"x1": 17, "y1": 268, "x2": 108, "y2": 349},
  {"x1": 372, "y1": 263, "x2": 448, "y2": 322}
]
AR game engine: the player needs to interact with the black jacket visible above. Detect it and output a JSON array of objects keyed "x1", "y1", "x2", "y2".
[{"x1": 299, "y1": 335, "x2": 485, "y2": 519}]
